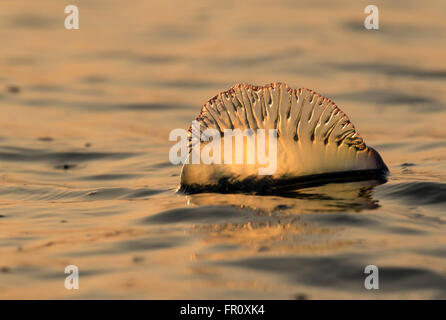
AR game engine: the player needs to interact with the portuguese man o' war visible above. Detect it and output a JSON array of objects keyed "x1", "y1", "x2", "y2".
[{"x1": 179, "y1": 83, "x2": 388, "y2": 193}]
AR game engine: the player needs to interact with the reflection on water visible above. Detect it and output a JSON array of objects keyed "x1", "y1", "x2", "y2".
[
  {"x1": 1, "y1": 0, "x2": 446, "y2": 299},
  {"x1": 187, "y1": 180, "x2": 383, "y2": 213},
  {"x1": 175, "y1": 181, "x2": 381, "y2": 260}
]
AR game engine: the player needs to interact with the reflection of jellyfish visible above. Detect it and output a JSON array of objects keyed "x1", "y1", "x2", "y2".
[
  {"x1": 182, "y1": 179, "x2": 384, "y2": 259},
  {"x1": 187, "y1": 179, "x2": 384, "y2": 213},
  {"x1": 179, "y1": 83, "x2": 388, "y2": 193}
]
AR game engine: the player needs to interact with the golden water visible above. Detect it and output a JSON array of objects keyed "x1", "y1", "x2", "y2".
[{"x1": 0, "y1": 0, "x2": 445, "y2": 299}]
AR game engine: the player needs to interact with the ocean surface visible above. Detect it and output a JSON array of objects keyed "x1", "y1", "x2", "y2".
[{"x1": 0, "y1": 0, "x2": 445, "y2": 299}]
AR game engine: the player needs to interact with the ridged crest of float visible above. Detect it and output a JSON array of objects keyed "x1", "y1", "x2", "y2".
[{"x1": 181, "y1": 82, "x2": 388, "y2": 192}]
